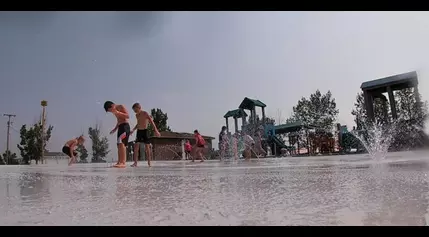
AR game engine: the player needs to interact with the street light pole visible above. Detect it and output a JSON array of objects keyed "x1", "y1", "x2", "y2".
[
  {"x1": 41, "y1": 100, "x2": 47, "y2": 164},
  {"x1": 3, "y1": 114, "x2": 16, "y2": 165}
]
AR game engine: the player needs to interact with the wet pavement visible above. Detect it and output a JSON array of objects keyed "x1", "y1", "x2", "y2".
[{"x1": 1, "y1": 151, "x2": 429, "y2": 226}]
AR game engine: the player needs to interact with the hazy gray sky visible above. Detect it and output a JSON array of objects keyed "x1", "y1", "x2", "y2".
[{"x1": 1, "y1": 11, "x2": 429, "y2": 154}]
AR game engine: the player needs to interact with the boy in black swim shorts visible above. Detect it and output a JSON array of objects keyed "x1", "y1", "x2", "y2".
[
  {"x1": 104, "y1": 101, "x2": 130, "y2": 168},
  {"x1": 130, "y1": 103, "x2": 161, "y2": 167},
  {"x1": 62, "y1": 135, "x2": 85, "y2": 166}
]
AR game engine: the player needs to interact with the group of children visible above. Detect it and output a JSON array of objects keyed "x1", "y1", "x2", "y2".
[
  {"x1": 218, "y1": 125, "x2": 266, "y2": 160},
  {"x1": 63, "y1": 101, "x2": 207, "y2": 167}
]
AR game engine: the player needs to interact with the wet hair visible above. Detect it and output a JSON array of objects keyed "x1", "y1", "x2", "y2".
[
  {"x1": 221, "y1": 126, "x2": 227, "y2": 131},
  {"x1": 103, "y1": 101, "x2": 114, "y2": 112},
  {"x1": 194, "y1": 129, "x2": 199, "y2": 134},
  {"x1": 132, "y1": 103, "x2": 141, "y2": 109}
]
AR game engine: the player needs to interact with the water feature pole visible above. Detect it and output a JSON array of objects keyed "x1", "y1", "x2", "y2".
[
  {"x1": 363, "y1": 91, "x2": 375, "y2": 122},
  {"x1": 387, "y1": 86, "x2": 398, "y2": 120},
  {"x1": 241, "y1": 116, "x2": 246, "y2": 128},
  {"x1": 181, "y1": 139, "x2": 185, "y2": 160}
]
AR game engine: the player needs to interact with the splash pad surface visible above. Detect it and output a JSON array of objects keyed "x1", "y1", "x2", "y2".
[{"x1": 1, "y1": 151, "x2": 429, "y2": 226}]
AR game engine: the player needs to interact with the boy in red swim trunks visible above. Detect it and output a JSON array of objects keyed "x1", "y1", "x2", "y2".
[
  {"x1": 104, "y1": 101, "x2": 130, "y2": 168},
  {"x1": 193, "y1": 130, "x2": 206, "y2": 162}
]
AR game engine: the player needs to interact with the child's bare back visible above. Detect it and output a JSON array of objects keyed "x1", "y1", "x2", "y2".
[
  {"x1": 135, "y1": 111, "x2": 150, "y2": 130},
  {"x1": 114, "y1": 104, "x2": 129, "y2": 125}
]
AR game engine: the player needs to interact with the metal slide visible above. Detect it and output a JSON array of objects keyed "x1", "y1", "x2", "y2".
[{"x1": 271, "y1": 135, "x2": 287, "y2": 149}]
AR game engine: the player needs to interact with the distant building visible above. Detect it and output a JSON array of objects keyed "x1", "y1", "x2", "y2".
[{"x1": 150, "y1": 131, "x2": 215, "y2": 160}]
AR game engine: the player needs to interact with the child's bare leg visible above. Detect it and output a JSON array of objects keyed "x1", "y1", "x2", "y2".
[
  {"x1": 200, "y1": 150, "x2": 205, "y2": 162},
  {"x1": 120, "y1": 144, "x2": 127, "y2": 165},
  {"x1": 114, "y1": 143, "x2": 126, "y2": 167},
  {"x1": 114, "y1": 143, "x2": 121, "y2": 166},
  {"x1": 145, "y1": 144, "x2": 151, "y2": 167},
  {"x1": 69, "y1": 155, "x2": 77, "y2": 165},
  {"x1": 191, "y1": 151, "x2": 195, "y2": 162},
  {"x1": 115, "y1": 147, "x2": 120, "y2": 165},
  {"x1": 131, "y1": 143, "x2": 139, "y2": 167},
  {"x1": 247, "y1": 148, "x2": 252, "y2": 160}
]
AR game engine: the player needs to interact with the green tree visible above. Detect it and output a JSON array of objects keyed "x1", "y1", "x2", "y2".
[
  {"x1": 285, "y1": 115, "x2": 298, "y2": 124},
  {"x1": 148, "y1": 108, "x2": 172, "y2": 137},
  {"x1": 289, "y1": 90, "x2": 339, "y2": 153},
  {"x1": 0, "y1": 153, "x2": 4, "y2": 165},
  {"x1": 17, "y1": 123, "x2": 53, "y2": 165},
  {"x1": 395, "y1": 88, "x2": 428, "y2": 125},
  {"x1": 392, "y1": 88, "x2": 429, "y2": 149},
  {"x1": 351, "y1": 92, "x2": 390, "y2": 129},
  {"x1": 2, "y1": 150, "x2": 18, "y2": 165},
  {"x1": 291, "y1": 90, "x2": 339, "y2": 131},
  {"x1": 88, "y1": 123, "x2": 110, "y2": 162},
  {"x1": 76, "y1": 144, "x2": 89, "y2": 163}
]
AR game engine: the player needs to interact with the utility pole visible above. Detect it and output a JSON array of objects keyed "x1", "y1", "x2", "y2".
[
  {"x1": 3, "y1": 114, "x2": 16, "y2": 165},
  {"x1": 41, "y1": 100, "x2": 47, "y2": 164}
]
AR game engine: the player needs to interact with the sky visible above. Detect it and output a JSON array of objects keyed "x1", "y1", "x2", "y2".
[{"x1": 1, "y1": 11, "x2": 429, "y2": 155}]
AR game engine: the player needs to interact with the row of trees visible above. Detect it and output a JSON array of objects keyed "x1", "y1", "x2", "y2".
[
  {"x1": 0, "y1": 150, "x2": 18, "y2": 165},
  {"x1": 1, "y1": 108, "x2": 172, "y2": 165},
  {"x1": 17, "y1": 123, "x2": 54, "y2": 164}
]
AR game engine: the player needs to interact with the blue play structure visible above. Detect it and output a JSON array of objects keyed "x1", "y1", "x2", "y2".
[{"x1": 223, "y1": 97, "x2": 291, "y2": 156}]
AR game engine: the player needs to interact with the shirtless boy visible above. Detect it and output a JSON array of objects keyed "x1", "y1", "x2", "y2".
[
  {"x1": 103, "y1": 101, "x2": 130, "y2": 168},
  {"x1": 130, "y1": 103, "x2": 161, "y2": 167},
  {"x1": 62, "y1": 135, "x2": 85, "y2": 166}
]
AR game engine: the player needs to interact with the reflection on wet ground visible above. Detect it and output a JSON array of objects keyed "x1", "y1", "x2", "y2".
[{"x1": 1, "y1": 151, "x2": 429, "y2": 226}]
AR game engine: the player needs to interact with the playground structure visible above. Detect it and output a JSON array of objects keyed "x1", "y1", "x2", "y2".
[{"x1": 223, "y1": 97, "x2": 318, "y2": 157}]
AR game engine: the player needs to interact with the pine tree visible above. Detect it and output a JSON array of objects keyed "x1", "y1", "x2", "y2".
[
  {"x1": 76, "y1": 144, "x2": 89, "y2": 163},
  {"x1": 88, "y1": 123, "x2": 110, "y2": 162}
]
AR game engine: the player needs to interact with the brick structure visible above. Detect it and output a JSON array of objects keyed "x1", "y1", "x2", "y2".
[{"x1": 150, "y1": 131, "x2": 214, "y2": 160}]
